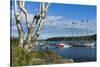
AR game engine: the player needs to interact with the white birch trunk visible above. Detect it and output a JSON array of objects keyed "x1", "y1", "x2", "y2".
[
  {"x1": 14, "y1": 0, "x2": 50, "y2": 49},
  {"x1": 14, "y1": 0, "x2": 24, "y2": 48}
]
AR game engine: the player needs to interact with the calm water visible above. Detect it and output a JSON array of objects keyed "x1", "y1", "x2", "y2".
[
  {"x1": 36, "y1": 41, "x2": 96, "y2": 62},
  {"x1": 48, "y1": 47, "x2": 96, "y2": 62}
]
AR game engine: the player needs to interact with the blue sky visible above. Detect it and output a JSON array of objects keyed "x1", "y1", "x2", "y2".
[{"x1": 11, "y1": 1, "x2": 96, "y2": 39}]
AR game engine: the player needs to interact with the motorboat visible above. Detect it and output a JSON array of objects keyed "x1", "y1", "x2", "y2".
[{"x1": 83, "y1": 42, "x2": 95, "y2": 47}]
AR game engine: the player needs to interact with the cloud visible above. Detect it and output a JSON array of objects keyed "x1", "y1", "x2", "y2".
[
  {"x1": 40, "y1": 15, "x2": 96, "y2": 38},
  {"x1": 11, "y1": 8, "x2": 96, "y2": 39},
  {"x1": 44, "y1": 15, "x2": 96, "y2": 30},
  {"x1": 47, "y1": 15, "x2": 63, "y2": 21},
  {"x1": 44, "y1": 15, "x2": 96, "y2": 31}
]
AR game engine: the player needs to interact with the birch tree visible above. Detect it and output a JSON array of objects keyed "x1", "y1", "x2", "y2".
[{"x1": 14, "y1": 0, "x2": 50, "y2": 49}]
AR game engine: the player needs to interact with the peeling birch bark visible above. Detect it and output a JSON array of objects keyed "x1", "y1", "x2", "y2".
[{"x1": 14, "y1": 0, "x2": 50, "y2": 49}]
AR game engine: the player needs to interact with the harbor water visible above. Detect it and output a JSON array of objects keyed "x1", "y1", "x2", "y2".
[{"x1": 36, "y1": 41, "x2": 96, "y2": 62}]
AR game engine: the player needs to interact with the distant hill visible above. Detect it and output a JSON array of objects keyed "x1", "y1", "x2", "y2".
[{"x1": 46, "y1": 34, "x2": 96, "y2": 41}]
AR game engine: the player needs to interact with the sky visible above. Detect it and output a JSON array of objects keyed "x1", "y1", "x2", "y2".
[{"x1": 10, "y1": 1, "x2": 96, "y2": 39}]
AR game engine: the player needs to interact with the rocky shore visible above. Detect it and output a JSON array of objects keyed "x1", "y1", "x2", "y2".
[{"x1": 12, "y1": 46, "x2": 73, "y2": 66}]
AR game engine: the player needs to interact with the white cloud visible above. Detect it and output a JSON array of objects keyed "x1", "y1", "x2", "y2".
[
  {"x1": 44, "y1": 15, "x2": 96, "y2": 31},
  {"x1": 41, "y1": 15, "x2": 96, "y2": 38},
  {"x1": 47, "y1": 15, "x2": 63, "y2": 21},
  {"x1": 11, "y1": 9, "x2": 96, "y2": 38}
]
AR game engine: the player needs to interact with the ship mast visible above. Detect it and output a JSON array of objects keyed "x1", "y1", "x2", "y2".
[
  {"x1": 86, "y1": 20, "x2": 89, "y2": 42},
  {"x1": 81, "y1": 20, "x2": 84, "y2": 42},
  {"x1": 72, "y1": 22, "x2": 75, "y2": 42}
]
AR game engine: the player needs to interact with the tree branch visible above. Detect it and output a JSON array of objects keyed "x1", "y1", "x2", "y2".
[
  {"x1": 18, "y1": 0, "x2": 30, "y2": 30},
  {"x1": 14, "y1": 0, "x2": 24, "y2": 48},
  {"x1": 14, "y1": 0, "x2": 18, "y2": 17},
  {"x1": 32, "y1": 18, "x2": 45, "y2": 42},
  {"x1": 14, "y1": 0, "x2": 23, "y2": 20},
  {"x1": 45, "y1": 3, "x2": 50, "y2": 11},
  {"x1": 14, "y1": 0, "x2": 24, "y2": 33},
  {"x1": 32, "y1": 2, "x2": 50, "y2": 43}
]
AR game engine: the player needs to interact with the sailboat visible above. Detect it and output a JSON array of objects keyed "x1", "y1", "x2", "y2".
[
  {"x1": 82, "y1": 20, "x2": 95, "y2": 48},
  {"x1": 70, "y1": 21, "x2": 81, "y2": 47}
]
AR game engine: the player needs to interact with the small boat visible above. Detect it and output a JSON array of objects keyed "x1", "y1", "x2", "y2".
[
  {"x1": 55, "y1": 43, "x2": 64, "y2": 48},
  {"x1": 64, "y1": 45, "x2": 72, "y2": 48},
  {"x1": 56, "y1": 43, "x2": 72, "y2": 48},
  {"x1": 83, "y1": 42, "x2": 95, "y2": 48},
  {"x1": 48, "y1": 42, "x2": 71, "y2": 48},
  {"x1": 48, "y1": 43, "x2": 64, "y2": 48}
]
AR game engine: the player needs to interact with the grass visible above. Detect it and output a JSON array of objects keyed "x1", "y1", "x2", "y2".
[{"x1": 11, "y1": 37, "x2": 73, "y2": 66}]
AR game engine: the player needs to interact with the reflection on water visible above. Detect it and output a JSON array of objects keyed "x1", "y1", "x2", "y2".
[
  {"x1": 48, "y1": 47, "x2": 96, "y2": 62},
  {"x1": 35, "y1": 41, "x2": 96, "y2": 62}
]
